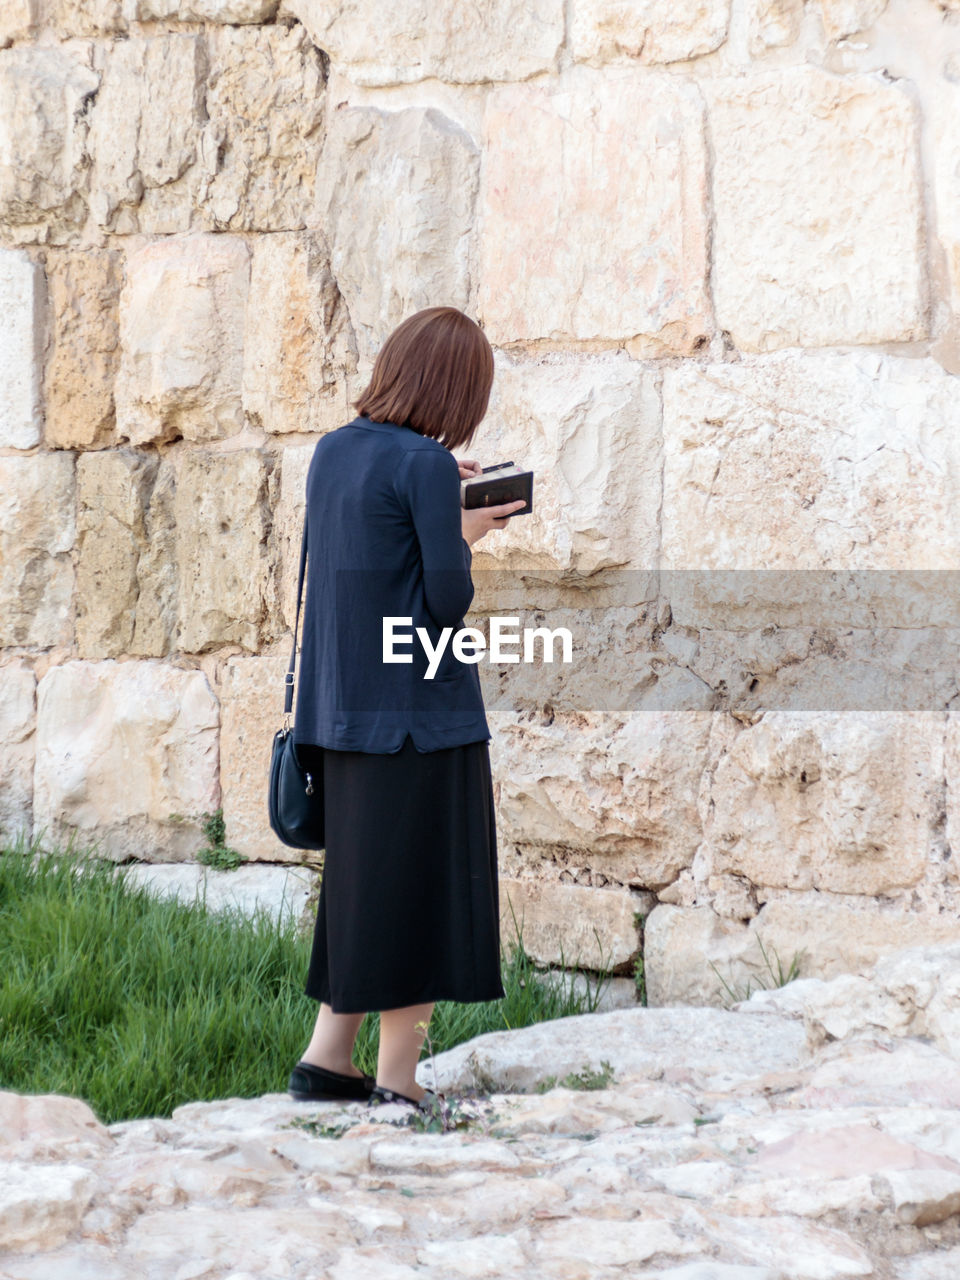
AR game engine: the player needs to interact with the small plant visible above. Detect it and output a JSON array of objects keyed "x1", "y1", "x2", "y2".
[
  {"x1": 709, "y1": 934, "x2": 806, "y2": 1007},
  {"x1": 534, "y1": 1059, "x2": 616, "y2": 1094},
  {"x1": 197, "y1": 809, "x2": 245, "y2": 871}
]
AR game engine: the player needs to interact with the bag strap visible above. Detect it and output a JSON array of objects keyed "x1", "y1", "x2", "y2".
[{"x1": 284, "y1": 516, "x2": 308, "y2": 718}]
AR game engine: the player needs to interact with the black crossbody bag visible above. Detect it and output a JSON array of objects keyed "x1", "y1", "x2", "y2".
[{"x1": 267, "y1": 519, "x2": 326, "y2": 850}]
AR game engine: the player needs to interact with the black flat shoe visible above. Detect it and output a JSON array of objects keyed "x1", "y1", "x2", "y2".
[
  {"x1": 287, "y1": 1060, "x2": 376, "y2": 1102},
  {"x1": 367, "y1": 1083, "x2": 443, "y2": 1113}
]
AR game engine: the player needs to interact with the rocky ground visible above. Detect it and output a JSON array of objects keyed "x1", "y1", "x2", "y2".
[{"x1": 2, "y1": 944, "x2": 959, "y2": 1280}]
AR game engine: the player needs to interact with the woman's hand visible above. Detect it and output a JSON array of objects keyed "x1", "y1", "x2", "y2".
[
  {"x1": 462, "y1": 499, "x2": 528, "y2": 546},
  {"x1": 457, "y1": 458, "x2": 483, "y2": 481}
]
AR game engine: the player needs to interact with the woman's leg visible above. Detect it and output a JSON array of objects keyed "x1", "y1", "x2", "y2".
[
  {"x1": 301, "y1": 1002, "x2": 367, "y2": 1077},
  {"x1": 377, "y1": 1001, "x2": 435, "y2": 1100}
]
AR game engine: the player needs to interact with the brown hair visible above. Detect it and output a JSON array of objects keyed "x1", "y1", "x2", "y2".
[{"x1": 354, "y1": 307, "x2": 494, "y2": 450}]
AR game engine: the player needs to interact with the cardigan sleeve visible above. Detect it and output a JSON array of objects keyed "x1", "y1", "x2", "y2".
[{"x1": 395, "y1": 446, "x2": 475, "y2": 628}]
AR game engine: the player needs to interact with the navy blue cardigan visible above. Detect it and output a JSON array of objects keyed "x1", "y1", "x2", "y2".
[{"x1": 292, "y1": 416, "x2": 491, "y2": 753}]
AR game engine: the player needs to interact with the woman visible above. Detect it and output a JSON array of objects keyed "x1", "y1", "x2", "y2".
[{"x1": 286, "y1": 307, "x2": 526, "y2": 1111}]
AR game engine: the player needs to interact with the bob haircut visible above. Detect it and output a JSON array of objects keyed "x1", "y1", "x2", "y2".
[{"x1": 354, "y1": 307, "x2": 494, "y2": 451}]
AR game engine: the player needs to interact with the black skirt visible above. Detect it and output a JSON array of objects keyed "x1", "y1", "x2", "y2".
[{"x1": 296, "y1": 735, "x2": 506, "y2": 1013}]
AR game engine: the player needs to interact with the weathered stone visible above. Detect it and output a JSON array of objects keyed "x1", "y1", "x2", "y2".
[
  {"x1": 119, "y1": 1207, "x2": 357, "y2": 1273},
  {"x1": 218, "y1": 655, "x2": 309, "y2": 862},
  {"x1": 116, "y1": 235, "x2": 250, "y2": 446},
  {"x1": 490, "y1": 711, "x2": 711, "y2": 890},
  {"x1": 748, "y1": 0, "x2": 804, "y2": 49},
  {"x1": 76, "y1": 450, "x2": 158, "y2": 658},
  {"x1": 285, "y1": 0, "x2": 563, "y2": 85},
  {"x1": 419, "y1": 1004, "x2": 807, "y2": 1093},
  {"x1": 886, "y1": 1169, "x2": 960, "y2": 1225},
  {"x1": 818, "y1": 0, "x2": 888, "y2": 40},
  {"x1": 130, "y1": 456, "x2": 177, "y2": 658},
  {"x1": 0, "y1": 46, "x2": 99, "y2": 243},
  {"x1": 120, "y1": 862, "x2": 319, "y2": 926},
  {"x1": 706, "y1": 68, "x2": 925, "y2": 350},
  {"x1": 0, "y1": 1162, "x2": 95, "y2": 1253},
  {"x1": 316, "y1": 106, "x2": 479, "y2": 366},
  {"x1": 662, "y1": 352, "x2": 960, "y2": 571},
  {"x1": 0, "y1": 249, "x2": 42, "y2": 449},
  {"x1": 174, "y1": 450, "x2": 275, "y2": 653},
  {"x1": 932, "y1": 78, "x2": 960, "y2": 329},
  {"x1": 0, "y1": 1091, "x2": 112, "y2": 1159},
  {"x1": 0, "y1": 453, "x2": 75, "y2": 648},
  {"x1": 571, "y1": 0, "x2": 729, "y2": 65},
  {"x1": 740, "y1": 943, "x2": 960, "y2": 1062},
  {"x1": 499, "y1": 878, "x2": 641, "y2": 971},
  {"x1": 242, "y1": 234, "x2": 356, "y2": 438},
  {"x1": 48, "y1": 0, "x2": 126, "y2": 35},
  {"x1": 470, "y1": 351, "x2": 661, "y2": 573},
  {"x1": 274, "y1": 443, "x2": 314, "y2": 633},
  {"x1": 199, "y1": 23, "x2": 326, "y2": 232},
  {"x1": 87, "y1": 35, "x2": 205, "y2": 234},
  {"x1": 0, "y1": 1, "x2": 39, "y2": 46},
  {"x1": 33, "y1": 660, "x2": 219, "y2": 861},
  {"x1": 702, "y1": 711, "x2": 941, "y2": 895},
  {"x1": 644, "y1": 899, "x2": 960, "y2": 1006},
  {"x1": 479, "y1": 69, "x2": 711, "y2": 354},
  {"x1": 0, "y1": 663, "x2": 35, "y2": 843},
  {"x1": 132, "y1": 0, "x2": 278, "y2": 19},
  {"x1": 44, "y1": 248, "x2": 121, "y2": 450},
  {"x1": 701, "y1": 1215, "x2": 874, "y2": 1278},
  {"x1": 534, "y1": 1217, "x2": 697, "y2": 1265}
]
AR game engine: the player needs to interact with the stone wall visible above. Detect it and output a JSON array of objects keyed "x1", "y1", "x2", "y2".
[{"x1": 2, "y1": 0, "x2": 960, "y2": 1004}]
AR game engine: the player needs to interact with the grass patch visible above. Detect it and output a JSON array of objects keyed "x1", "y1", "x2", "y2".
[
  {"x1": 0, "y1": 840, "x2": 611, "y2": 1126},
  {"x1": 709, "y1": 934, "x2": 806, "y2": 1007}
]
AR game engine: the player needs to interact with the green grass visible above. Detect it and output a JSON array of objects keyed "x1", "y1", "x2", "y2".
[{"x1": 0, "y1": 840, "x2": 612, "y2": 1126}]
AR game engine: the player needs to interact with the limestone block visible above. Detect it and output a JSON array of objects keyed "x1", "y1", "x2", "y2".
[
  {"x1": 490, "y1": 710, "x2": 711, "y2": 889},
  {"x1": 198, "y1": 24, "x2": 326, "y2": 232},
  {"x1": 87, "y1": 34, "x2": 205, "y2": 234},
  {"x1": 121, "y1": 862, "x2": 319, "y2": 926},
  {"x1": 479, "y1": 69, "x2": 711, "y2": 355},
  {"x1": 420, "y1": 1003, "x2": 807, "y2": 1094},
  {"x1": 44, "y1": 248, "x2": 121, "y2": 450},
  {"x1": 499, "y1": 877, "x2": 640, "y2": 970},
  {"x1": 0, "y1": 662, "x2": 35, "y2": 844},
  {"x1": 174, "y1": 450, "x2": 276, "y2": 654},
  {"x1": 33, "y1": 659, "x2": 219, "y2": 861},
  {"x1": 932, "y1": 80, "x2": 960, "y2": 320},
  {"x1": 748, "y1": 0, "x2": 805, "y2": 50},
  {"x1": 0, "y1": 453, "x2": 75, "y2": 648},
  {"x1": 130, "y1": 456, "x2": 177, "y2": 658},
  {"x1": 0, "y1": 1091, "x2": 111, "y2": 1156},
  {"x1": 76, "y1": 450, "x2": 159, "y2": 658},
  {"x1": 817, "y1": 0, "x2": 887, "y2": 40},
  {"x1": 469, "y1": 352, "x2": 660, "y2": 573},
  {"x1": 706, "y1": 68, "x2": 925, "y2": 350},
  {"x1": 49, "y1": 0, "x2": 127, "y2": 35},
  {"x1": 0, "y1": 249, "x2": 42, "y2": 449},
  {"x1": 703, "y1": 711, "x2": 941, "y2": 895},
  {"x1": 571, "y1": 0, "x2": 729, "y2": 65},
  {"x1": 116, "y1": 235, "x2": 250, "y2": 446},
  {"x1": 219, "y1": 655, "x2": 308, "y2": 863},
  {"x1": 0, "y1": 46, "x2": 98, "y2": 244},
  {"x1": 0, "y1": 2, "x2": 39, "y2": 46},
  {"x1": 316, "y1": 106, "x2": 478, "y2": 366},
  {"x1": 274, "y1": 443, "x2": 314, "y2": 633},
  {"x1": 242, "y1": 233, "x2": 356, "y2": 438},
  {"x1": 661, "y1": 352, "x2": 960, "y2": 572},
  {"x1": 285, "y1": 0, "x2": 563, "y2": 85},
  {"x1": 132, "y1": 0, "x2": 278, "y2": 18},
  {"x1": 644, "y1": 899, "x2": 960, "y2": 1006},
  {"x1": 0, "y1": 1161, "x2": 95, "y2": 1253}
]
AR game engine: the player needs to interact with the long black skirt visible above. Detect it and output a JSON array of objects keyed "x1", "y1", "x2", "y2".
[{"x1": 296, "y1": 735, "x2": 506, "y2": 1013}]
